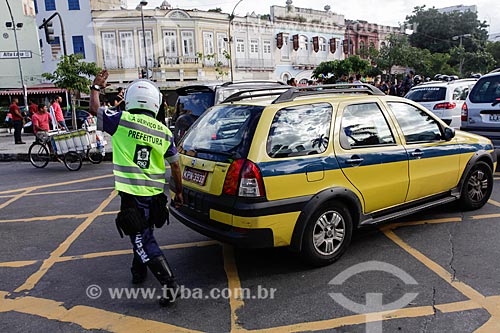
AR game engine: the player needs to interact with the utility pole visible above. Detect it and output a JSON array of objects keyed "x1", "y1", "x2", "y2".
[
  {"x1": 228, "y1": 0, "x2": 243, "y2": 82},
  {"x1": 137, "y1": 1, "x2": 148, "y2": 76},
  {"x1": 452, "y1": 33, "x2": 472, "y2": 77},
  {"x1": 5, "y1": 0, "x2": 28, "y2": 108}
]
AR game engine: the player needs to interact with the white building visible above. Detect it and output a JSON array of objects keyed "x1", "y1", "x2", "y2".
[
  {"x1": 34, "y1": 0, "x2": 100, "y2": 74},
  {"x1": 437, "y1": 5, "x2": 477, "y2": 14},
  {"x1": 0, "y1": 0, "x2": 44, "y2": 89}
]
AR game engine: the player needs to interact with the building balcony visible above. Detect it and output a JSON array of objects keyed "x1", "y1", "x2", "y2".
[
  {"x1": 235, "y1": 58, "x2": 275, "y2": 70},
  {"x1": 292, "y1": 56, "x2": 330, "y2": 68},
  {"x1": 158, "y1": 56, "x2": 201, "y2": 69}
]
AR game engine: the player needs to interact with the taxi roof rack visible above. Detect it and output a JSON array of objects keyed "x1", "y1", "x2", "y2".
[{"x1": 222, "y1": 84, "x2": 385, "y2": 104}]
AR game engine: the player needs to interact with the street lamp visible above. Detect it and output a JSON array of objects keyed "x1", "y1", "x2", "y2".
[
  {"x1": 5, "y1": 0, "x2": 28, "y2": 108},
  {"x1": 452, "y1": 33, "x2": 472, "y2": 77},
  {"x1": 136, "y1": 1, "x2": 148, "y2": 77},
  {"x1": 228, "y1": 0, "x2": 243, "y2": 82}
]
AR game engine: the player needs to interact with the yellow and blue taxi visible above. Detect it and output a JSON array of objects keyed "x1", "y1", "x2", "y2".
[{"x1": 169, "y1": 84, "x2": 496, "y2": 266}]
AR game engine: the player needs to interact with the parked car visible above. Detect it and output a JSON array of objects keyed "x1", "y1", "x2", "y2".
[
  {"x1": 23, "y1": 109, "x2": 93, "y2": 133},
  {"x1": 169, "y1": 84, "x2": 496, "y2": 266},
  {"x1": 172, "y1": 81, "x2": 288, "y2": 142},
  {"x1": 461, "y1": 71, "x2": 500, "y2": 147},
  {"x1": 405, "y1": 79, "x2": 477, "y2": 128}
]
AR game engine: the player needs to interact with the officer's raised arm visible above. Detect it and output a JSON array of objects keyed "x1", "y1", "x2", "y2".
[{"x1": 89, "y1": 70, "x2": 109, "y2": 116}]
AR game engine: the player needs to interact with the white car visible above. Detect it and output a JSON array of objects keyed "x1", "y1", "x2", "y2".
[{"x1": 405, "y1": 79, "x2": 477, "y2": 128}]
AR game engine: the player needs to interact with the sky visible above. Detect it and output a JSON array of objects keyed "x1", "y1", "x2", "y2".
[{"x1": 126, "y1": 0, "x2": 500, "y2": 34}]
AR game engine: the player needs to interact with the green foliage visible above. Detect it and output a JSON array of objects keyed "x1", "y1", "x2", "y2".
[
  {"x1": 312, "y1": 56, "x2": 371, "y2": 81},
  {"x1": 208, "y1": 8, "x2": 222, "y2": 13},
  {"x1": 372, "y1": 34, "x2": 413, "y2": 73},
  {"x1": 42, "y1": 54, "x2": 100, "y2": 94},
  {"x1": 486, "y1": 42, "x2": 500, "y2": 69},
  {"x1": 406, "y1": 5, "x2": 489, "y2": 54}
]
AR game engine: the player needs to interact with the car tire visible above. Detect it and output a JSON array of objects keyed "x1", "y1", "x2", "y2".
[
  {"x1": 301, "y1": 201, "x2": 353, "y2": 266},
  {"x1": 459, "y1": 161, "x2": 493, "y2": 210}
]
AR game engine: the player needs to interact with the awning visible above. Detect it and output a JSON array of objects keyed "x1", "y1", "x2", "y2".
[{"x1": 0, "y1": 84, "x2": 66, "y2": 96}]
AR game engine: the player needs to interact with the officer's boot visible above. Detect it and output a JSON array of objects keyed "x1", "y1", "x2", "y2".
[
  {"x1": 131, "y1": 254, "x2": 148, "y2": 284},
  {"x1": 147, "y1": 255, "x2": 179, "y2": 306}
]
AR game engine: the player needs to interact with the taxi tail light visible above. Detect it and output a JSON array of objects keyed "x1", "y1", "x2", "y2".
[
  {"x1": 461, "y1": 102, "x2": 468, "y2": 121},
  {"x1": 434, "y1": 102, "x2": 456, "y2": 110},
  {"x1": 222, "y1": 159, "x2": 265, "y2": 198}
]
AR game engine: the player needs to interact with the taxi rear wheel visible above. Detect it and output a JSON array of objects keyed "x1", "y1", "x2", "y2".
[
  {"x1": 301, "y1": 202, "x2": 353, "y2": 266},
  {"x1": 459, "y1": 161, "x2": 493, "y2": 210}
]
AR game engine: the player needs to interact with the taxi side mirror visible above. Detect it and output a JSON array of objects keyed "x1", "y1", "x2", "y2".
[{"x1": 443, "y1": 127, "x2": 455, "y2": 141}]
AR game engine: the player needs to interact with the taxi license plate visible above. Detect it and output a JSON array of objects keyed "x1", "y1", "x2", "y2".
[
  {"x1": 489, "y1": 114, "x2": 500, "y2": 122},
  {"x1": 183, "y1": 167, "x2": 208, "y2": 186}
]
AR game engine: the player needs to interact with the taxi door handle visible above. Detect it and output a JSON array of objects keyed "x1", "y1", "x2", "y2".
[
  {"x1": 411, "y1": 149, "x2": 423, "y2": 158},
  {"x1": 346, "y1": 155, "x2": 364, "y2": 165}
]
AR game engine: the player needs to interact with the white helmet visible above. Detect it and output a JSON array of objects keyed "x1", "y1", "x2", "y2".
[{"x1": 124, "y1": 79, "x2": 161, "y2": 116}]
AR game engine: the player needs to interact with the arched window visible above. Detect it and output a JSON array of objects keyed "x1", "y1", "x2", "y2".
[
  {"x1": 319, "y1": 37, "x2": 327, "y2": 52},
  {"x1": 299, "y1": 35, "x2": 308, "y2": 51}
]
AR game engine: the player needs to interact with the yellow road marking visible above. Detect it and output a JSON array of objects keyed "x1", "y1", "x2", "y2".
[
  {"x1": 487, "y1": 199, "x2": 500, "y2": 208},
  {"x1": 15, "y1": 191, "x2": 117, "y2": 293},
  {"x1": 223, "y1": 245, "x2": 246, "y2": 333},
  {"x1": 0, "y1": 187, "x2": 115, "y2": 199},
  {"x1": 0, "y1": 189, "x2": 34, "y2": 210},
  {"x1": 55, "y1": 240, "x2": 219, "y2": 263},
  {"x1": 383, "y1": 229, "x2": 500, "y2": 330},
  {"x1": 0, "y1": 260, "x2": 39, "y2": 268},
  {"x1": 0, "y1": 174, "x2": 113, "y2": 195},
  {"x1": 0, "y1": 291, "x2": 201, "y2": 333},
  {"x1": 0, "y1": 211, "x2": 118, "y2": 224}
]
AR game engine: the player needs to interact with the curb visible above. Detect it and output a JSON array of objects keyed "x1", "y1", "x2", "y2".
[{"x1": 0, "y1": 153, "x2": 113, "y2": 162}]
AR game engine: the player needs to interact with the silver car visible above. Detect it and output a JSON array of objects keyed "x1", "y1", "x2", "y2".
[
  {"x1": 461, "y1": 71, "x2": 500, "y2": 147},
  {"x1": 405, "y1": 79, "x2": 477, "y2": 128}
]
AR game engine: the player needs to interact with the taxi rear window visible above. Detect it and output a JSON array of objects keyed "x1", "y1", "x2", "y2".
[{"x1": 180, "y1": 105, "x2": 264, "y2": 161}]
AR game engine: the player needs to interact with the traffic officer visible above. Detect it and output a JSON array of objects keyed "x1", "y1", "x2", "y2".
[{"x1": 89, "y1": 70, "x2": 183, "y2": 306}]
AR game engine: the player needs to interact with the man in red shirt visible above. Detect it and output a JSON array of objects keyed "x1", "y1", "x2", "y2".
[
  {"x1": 32, "y1": 104, "x2": 52, "y2": 142},
  {"x1": 29, "y1": 99, "x2": 38, "y2": 117},
  {"x1": 9, "y1": 98, "x2": 25, "y2": 144},
  {"x1": 52, "y1": 95, "x2": 68, "y2": 131}
]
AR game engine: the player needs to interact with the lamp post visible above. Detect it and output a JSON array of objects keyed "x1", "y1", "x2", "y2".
[
  {"x1": 137, "y1": 1, "x2": 148, "y2": 77},
  {"x1": 228, "y1": 0, "x2": 243, "y2": 82},
  {"x1": 452, "y1": 33, "x2": 472, "y2": 77},
  {"x1": 5, "y1": 0, "x2": 28, "y2": 109}
]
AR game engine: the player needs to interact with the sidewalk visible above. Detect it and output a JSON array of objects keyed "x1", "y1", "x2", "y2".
[{"x1": 0, "y1": 128, "x2": 113, "y2": 162}]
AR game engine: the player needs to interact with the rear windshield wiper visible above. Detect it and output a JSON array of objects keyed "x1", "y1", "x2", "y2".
[{"x1": 193, "y1": 148, "x2": 241, "y2": 159}]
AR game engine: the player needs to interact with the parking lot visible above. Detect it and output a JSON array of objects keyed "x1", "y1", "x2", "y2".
[{"x1": 1, "y1": 161, "x2": 500, "y2": 332}]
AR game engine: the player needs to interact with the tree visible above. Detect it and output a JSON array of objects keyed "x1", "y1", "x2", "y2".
[
  {"x1": 43, "y1": 54, "x2": 100, "y2": 129},
  {"x1": 208, "y1": 8, "x2": 222, "y2": 13},
  {"x1": 312, "y1": 56, "x2": 371, "y2": 82},
  {"x1": 486, "y1": 42, "x2": 500, "y2": 69},
  {"x1": 406, "y1": 6, "x2": 489, "y2": 54},
  {"x1": 372, "y1": 34, "x2": 413, "y2": 74}
]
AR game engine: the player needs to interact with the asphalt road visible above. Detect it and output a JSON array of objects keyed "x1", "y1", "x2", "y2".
[{"x1": 1, "y1": 161, "x2": 500, "y2": 333}]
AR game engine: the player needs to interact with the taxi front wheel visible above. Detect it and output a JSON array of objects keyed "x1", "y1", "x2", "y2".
[
  {"x1": 459, "y1": 161, "x2": 493, "y2": 211},
  {"x1": 301, "y1": 202, "x2": 353, "y2": 266}
]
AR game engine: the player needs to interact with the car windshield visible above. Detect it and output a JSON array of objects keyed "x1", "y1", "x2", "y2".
[
  {"x1": 405, "y1": 87, "x2": 447, "y2": 102},
  {"x1": 469, "y1": 75, "x2": 500, "y2": 103},
  {"x1": 180, "y1": 104, "x2": 264, "y2": 161},
  {"x1": 177, "y1": 92, "x2": 215, "y2": 117}
]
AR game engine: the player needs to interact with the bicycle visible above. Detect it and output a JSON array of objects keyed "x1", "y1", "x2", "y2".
[{"x1": 28, "y1": 137, "x2": 83, "y2": 171}]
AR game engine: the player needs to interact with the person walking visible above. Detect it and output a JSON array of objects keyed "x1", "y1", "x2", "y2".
[
  {"x1": 10, "y1": 98, "x2": 25, "y2": 144},
  {"x1": 89, "y1": 70, "x2": 184, "y2": 306},
  {"x1": 52, "y1": 95, "x2": 68, "y2": 131},
  {"x1": 114, "y1": 87, "x2": 125, "y2": 111}
]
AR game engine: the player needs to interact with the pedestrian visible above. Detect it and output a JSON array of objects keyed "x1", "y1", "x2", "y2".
[
  {"x1": 156, "y1": 95, "x2": 168, "y2": 126},
  {"x1": 402, "y1": 70, "x2": 415, "y2": 96},
  {"x1": 29, "y1": 99, "x2": 38, "y2": 117},
  {"x1": 114, "y1": 87, "x2": 125, "y2": 111},
  {"x1": 389, "y1": 80, "x2": 398, "y2": 96},
  {"x1": 288, "y1": 77, "x2": 298, "y2": 86},
  {"x1": 353, "y1": 73, "x2": 363, "y2": 84},
  {"x1": 89, "y1": 69, "x2": 184, "y2": 307},
  {"x1": 52, "y1": 95, "x2": 68, "y2": 131},
  {"x1": 336, "y1": 74, "x2": 348, "y2": 84},
  {"x1": 4, "y1": 111, "x2": 13, "y2": 134},
  {"x1": 10, "y1": 98, "x2": 25, "y2": 144}
]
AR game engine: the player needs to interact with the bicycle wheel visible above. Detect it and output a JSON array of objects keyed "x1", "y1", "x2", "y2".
[
  {"x1": 28, "y1": 142, "x2": 50, "y2": 168},
  {"x1": 64, "y1": 151, "x2": 82, "y2": 171},
  {"x1": 87, "y1": 149, "x2": 103, "y2": 164}
]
